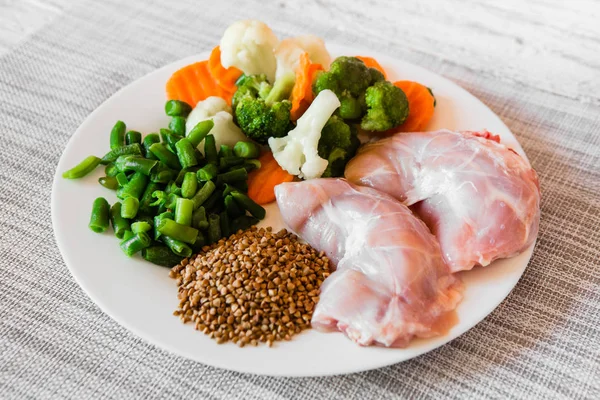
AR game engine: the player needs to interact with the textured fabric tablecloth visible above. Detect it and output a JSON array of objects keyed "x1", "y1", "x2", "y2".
[{"x1": 1, "y1": 0, "x2": 599, "y2": 398}]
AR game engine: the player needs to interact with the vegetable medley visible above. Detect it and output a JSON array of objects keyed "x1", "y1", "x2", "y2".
[{"x1": 62, "y1": 20, "x2": 437, "y2": 265}]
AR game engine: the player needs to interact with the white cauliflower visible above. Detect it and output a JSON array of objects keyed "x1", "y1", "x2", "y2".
[
  {"x1": 274, "y1": 35, "x2": 331, "y2": 81},
  {"x1": 220, "y1": 20, "x2": 279, "y2": 83},
  {"x1": 268, "y1": 89, "x2": 340, "y2": 179},
  {"x1": 185, "y1": 97, "x2": 248, "y2": 153}
]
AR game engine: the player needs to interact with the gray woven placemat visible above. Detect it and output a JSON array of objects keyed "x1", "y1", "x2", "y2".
[{"x1": 1, "y1": 1, "x2": 599, "y2": 398}]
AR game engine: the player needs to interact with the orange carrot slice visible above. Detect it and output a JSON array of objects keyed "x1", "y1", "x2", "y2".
[
  {"x1": 356, "y1": 56, "x2": 387, "y2": 79},
  {"x1": 393, "y1": 80, "x2": 436, "y2": 132},
  {"x1": 166, "y1": 60, "x2": 233, "y2": 107},
  {"x1": 290, "y1": 52, "x2": 323, "y2": 121},
  {"x1": 208, "y1": 46, "x2": 243, "y2": 93},
  {"x1": 247, "y1": 152, "x2": 295, "y2": 205}
]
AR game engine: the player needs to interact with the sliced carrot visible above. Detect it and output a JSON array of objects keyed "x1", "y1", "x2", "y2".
[
  {"x1": 247, "y1": 152, "x2": 295, "y2": 205},
  {"x1": 208, "y1": 46, "x2": 243, "y2": 93},
  {"x1": 290, "y1": 52, "x2": 323, "y2": 121},
  {"x1": 393, "y1": 80, "x2": 436, "y2": 132},
  {"x1": 355, "y1": 56, "x2": 387, "y2": 79},
  {"x1": 166, "y1": 60, "x2": 233, "y2": 107}
]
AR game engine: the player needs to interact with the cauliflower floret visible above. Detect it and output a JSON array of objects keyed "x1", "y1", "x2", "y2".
[
  {"x1": 274, "y1": 35, "x2": 331, "y2": 81},
  {"x1": 185, "y1": 96, "x2": 248, "y2": 152},
  {"x1": 268, "y1": 89, "x2": 340, "y2": 179},
  {"x1": 220, "y1": 20, "x2": 279, "y2": 83}
]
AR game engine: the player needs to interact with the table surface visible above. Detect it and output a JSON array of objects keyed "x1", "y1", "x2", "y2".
[{"x1": 0, "y1": 0, "x2": 599, "y2": 399}]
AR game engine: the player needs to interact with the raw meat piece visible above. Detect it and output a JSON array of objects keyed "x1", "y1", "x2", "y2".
[
  {"x1": 275, "y1": 179, "x2": 463, "y2": 347},
  {"x1": 345, "y1": 129, "x2": 541, "y2": 272}
]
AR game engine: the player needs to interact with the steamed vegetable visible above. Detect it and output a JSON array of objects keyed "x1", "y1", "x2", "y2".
[
  {"x1": 166, "y1": 61, "x2": 230, "y2": 108},
  {"x1": 268, "y1": 89, "x2": 339, "y2": 179},
  {"x1": 247, "y1": 151, "x2": 294, "y2": 205},
  {"x1": 232, "y1": 73, "x2": 295, "y2": 144},
  {"x1": 318, "y1": 115, "x2": 360, "y2": 177},
  {"x1": 393, "y1": 80, "x2": 436, "y2": 132},
  {"x1": 274, "y1": 35, "x2": 330, "y2": 81},
  {"x1": 208, "y1": 46, "x2": 243, "y2": 94},
  {"x1": 290, "y1": 53, "x2": 324, "y2": 120},
  {"x1": 355, "y1": 56, "x2": 387, "y2": 79},
  {"x1": 361, "y1": 81, "x2": 409, "y2": 132}
]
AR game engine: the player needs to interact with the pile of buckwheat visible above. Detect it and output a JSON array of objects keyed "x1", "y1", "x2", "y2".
[{"x1": 170, "y1": 226, "x2": 331, "y2": 347}]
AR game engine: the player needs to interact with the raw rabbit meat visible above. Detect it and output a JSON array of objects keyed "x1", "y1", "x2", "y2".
[
  {"x1": 275, "y1": 179, "x2": 463, "y2": 347},
  {"x1": 345, "y1": 129, "x2": 541, "y2": 272}
]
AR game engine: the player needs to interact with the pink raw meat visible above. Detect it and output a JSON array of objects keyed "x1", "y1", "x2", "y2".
[
  {"x1": 345, "y1": 129, "x2": 541, "y2": 272},
  {"x1": 275, "y1": 179, "x2": 463, "y2": 347}
]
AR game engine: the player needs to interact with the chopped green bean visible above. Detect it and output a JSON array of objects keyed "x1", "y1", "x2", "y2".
[
  {"x1": 165, "y1": 181, "x2": 181, "y2": 196},
  {"x1": 207, "y1": 214, "x2": 221, "y2": 244},
  {"x1": 101, "y1": 143, "x2": 143, "y2": 164},
  {"x1": 125, "y1": 130, "x2": 142, "y2": 145},
  {"x1": 110, "y1": 120, "x2": 126, "y2": 150},
  {"x1": 160, "y1": 128, "x2": 181, "y2": 152},
  {"x1": 175, "y1": 138, "x2": 198, "y2": 169},
  {"x1": 181, "y1": 172, "x2": 198, "y2": 199},
  {"x1": 139, "y1": 182, "x2": 160, "y2": 215},
  {"x1": 98, "y1": 176, "x2": 118, "y2": 190},
  {"x1": 218, "y1": 156, "x2": 245, "y2": 170},
  {"x1": 231, "y1": 191, "x2": 265, "y2": 219},
  {"x1": 219, "y1": 145, "x2": 233, "y2": 158},
  {"x1": 175, "y1": 197, "x2": 194, "y2": 226},
  {"x1": 115, "y1": 172, "x2": 128, "y2": 186},
  {"x1": 120, "y1": 232, "x2": 151, "y2": 256},
  {"x1": 150, "y1": 162, "x2": 176, "y2": 183},
  {"x1": 143, "y1": 133, "x2": 160, "y2": 160},
  {"x1": 192, "y1": 206, "x2": 208, "y2": 230},
  {"x1": 202, "y1": 188, "x2": 222, "y2": 212},
  {"x1": 161, "y1": 236, "x2": 192, "y2": 257},
  {"x1": 62, "y1": 155, "x2": 102, "y2": 179},
  {"x1": 153, "y1": 211, "x2": 173, "y2": 240},
  {"x1": 105, "y1": 163, "x2": 119, "y2": 177},
  {"x1": 233, "y1": 141, "x2": 261, "y2": 159},
  {"x1": 121, "y1": 197, "x2": 140, "y2": 219},
  {"x1": 219, "y1": 211, "x2": 230, "y2": 238},
  {"x1": 157, "y1": 218, "x2": 198, "y2": 244},
  {"x1": 118, "y1": 172, "x2": 148, "y2": 200},
  {"x1": 204, "y1": 134, "x2": 218, "y2": 165},
  {"x1": 197, "y1": 164, "x2": 218, "y2": 182},
  {"x1": 110, "y1": 202, "x2": 131, "y2": 239},
  {"x1": 142, "y1": 246, "x2": 184, "y2": 267},
  {"x1": 131, "y1": 221, "x2": 152, "y2": 234},
  {"x1": 241, "y1": 159, "x2": 261, "y2": 172},
  {"x1": 224, "y1": 195, "x2": 243, "y2": 218},
  {"x1": 187, "y1": 120, "x2": 214, "y2": 148},
  {"x1": 89, "y1": 197, "x2": 110, "y2": 233},
  {"x1": 169, "y1": 116, "x2": 187, "y2": 137},
  {"x1": 149, "y1": 142, "x2": 181, "y2": 170},
  {"x1": 114, "y1": 155, "x2": 157, "y2": 176},
  {"x1": 150, "y1": 190, "x2": 167, "y2": 208},
  {"x1": 190, "y1": 180, "x2": 216, "y2": 210},
  {"x1": 165, "y1": 193, "x2": 180, "y2": 210},
  {"x1": 122, "y1": 230, "x2": 135, "y2": 241},
  {"x1": 165, "y1": 100, "x2": 192, "y2": 117},
  {"x1": 230, "y1": 215, "x2": 259, "y2": 233},
  {"x1": 216, "y1": 167, "x2": 247, "y2": 186},
  {"x1": 175, "y1": 166, "x2": 197, "y2": 185}
]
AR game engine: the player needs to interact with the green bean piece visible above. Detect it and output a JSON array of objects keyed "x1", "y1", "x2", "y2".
[
  {"x1": 142, "y1": 246, "x2": 184, "y2": 267},
  {"x1": 224, "y1": 195, "x2": 243, "y2": 218},
  {"x1": 114, "y1": 155, "x2": 157, "y2": 176},
  {"x1": 139, "y1": 182, "x2": 160, "y2": 215},
  {"x1": 204, "y1": 134, "x2": 218, "y2": 165},
  {"x1": 131, "y1": 221, "x2": 152, "y2": 234},
  {"x1": 150, "y1": 162, "x2": 176, "y2": 183},
  {"x1": 105, "y1": 163, "x2": 119, "y2": 177},
  {"x1": 143, "y1": 133, "x2": 160, "y2": 160},
  {"x1": 121, "y1": 197, "x2": 140, "y2": 219},
  {"x1": 165, "y1": 100, "x2": 193, "y2": 117},
  {"x1": 110, "y1": 202, "x2": 131, "y2": 239},
  {"x1": 194, "y1": 149, "x2": 205, "y2": 165},
  {"x1": 150, "y1": 191, "x2": 167, "y2": 207},
  {"x1": 62, "y1": 156, "x2": 102, "y2": 179},
  {"x1": 115, "y1": 172, "x2": 128, "y2": 186},
  {"x1": 175, "y1": 138, "x2": 198, "y2": 169},
  {"x1": 241, "y1": 159, "x2": 261, "y2": 172},
  {"x1": 192, "y1": 206, "x2": 208, "y2": 230},
  {"x1": 231, "y1": 191, "x2": 266, "y2": 219},
  {"x1": 120, "y1": 232, "x2": 151, "y2": 257},
  {"x1": 196, "y1": 164, "x2": 218, "y2": 182},
  {"x1": 219, "y1": 211, "x2": 230, "y2": 238},
  {"x1": 216, "y1": 167, "x2": 248, "y2": 186},
  {"x1": 169, "y1": 116, "x2": 187, "y2": 137},
  {"x1": 187, "y1": 120, "x2": 214, "y2": 148},
  {"x1": 110, "y1": 120, "x2": 126, "y2": 150},
  {"x1": 230, "y1": 215, "x2": 259, "y2": 233},
  {"x1": 88, "y1": 197, "x2": 110, "y2": 233},
  {"x1": 98, "y1": 176, "x2": 118, "y2": 190},
  {"x1": 153, "y1": 211, "x2": 173, "y2": 240},
  {"x1": 222, "y1": 183, "x2": 236, "y2": 198},
  {"x1": 125, "y1": 130, "x2": 142, "y2": 145},
  {"x1": 175, "y1": 197, "x2": 194, "y2": 226},
  {"x1": 165, "y1": 193, "x2": 180, "y2": 210},
  {"x1": 191, "y1": 232, "x2": 206, "y2": 253},
  {"x1": 165, "y1": 180, "x2": 181, "y2": 196},
  {"x1": 101, "y1": 143, "x2": 143, "y2": 164},
  {"x1": 190, "y1": 180, "x2": 216, "y2": 210},
  {"x1": 149, "y1": 142, "x2": 181, "y2": 170},
  {"x1": 219, "y1": 145, "x2": 233, "y2": 158},
  {"x1": 233, "y1": 141, "x2": 261, "y2": 159},
  {"x1": 157, "y1": 218, "x2": 198, "y2": 244},
  {"x1": 175, "y1": 166, "x2": 198, "y2": 185},
  {"x1": 202, "y1": 190, "x2": 223, "y2": 214},
  {"x1": 160, "y1": 128, "x2": 181, "y2": 153},
  {"x1": 218, "y1": 156, "x2": 245, "y2": 171},
  {"x1": 119, "y1": 172, "x2": 148, "y2": 200},
  {"x1": 161, "y1": 236, "x2": 192, "y2": 258},
  {"x1": 181, "y1": 172, "x2": 198, "y2": 199},
  {"x1": 122, "y1": 230, "x2": 136, "y2": 241},
  {"x1": 207, "y1": 214, "x2": 221, "y2": 244}
]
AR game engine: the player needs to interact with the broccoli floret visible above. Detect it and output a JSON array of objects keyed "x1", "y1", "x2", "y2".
[
  {"x1": 361, "y1": 81, "x2": 409, "y2": 132},
  {"x1": 318, "y1": 115, "x2": 360, "y2": 177},
  {"x1": 232, "y1": 73, "x2": 295, "y2": 144}
]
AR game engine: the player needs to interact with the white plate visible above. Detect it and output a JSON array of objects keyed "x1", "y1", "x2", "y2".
[{"x1": 52, "y1": 45, "x2": 535, "y2": 377}]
